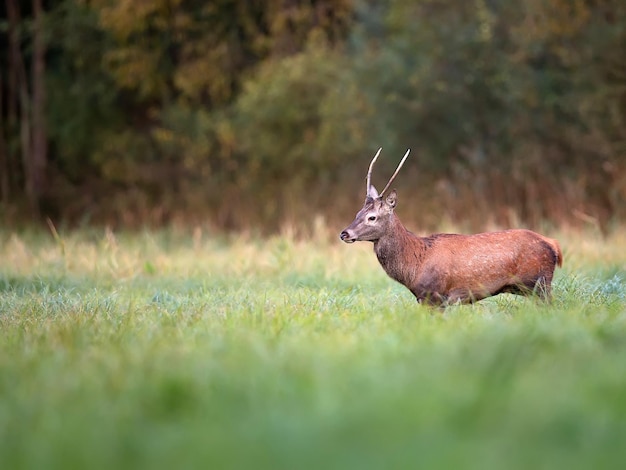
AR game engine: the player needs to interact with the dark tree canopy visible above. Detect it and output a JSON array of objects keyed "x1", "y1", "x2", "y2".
[{"x1": 1, "y1": 0, "x2": 625, "y2": 232}]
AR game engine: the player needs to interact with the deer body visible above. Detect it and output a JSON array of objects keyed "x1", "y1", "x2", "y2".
[{"x1": 340, "y1": 149, "x2": 562, "y2": 307}]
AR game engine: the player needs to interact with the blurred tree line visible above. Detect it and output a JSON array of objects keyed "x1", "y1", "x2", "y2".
[{"x1": 1, "y1": 0, "x2": 625, "y2": 232}]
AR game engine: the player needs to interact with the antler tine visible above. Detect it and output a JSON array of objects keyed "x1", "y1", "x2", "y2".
[
  {"x1": 366, "y1": 147, "x2": 383, "y2": 196},
  {"x1": 380, "y1": 149, "x2": 411, "y2": 196}
]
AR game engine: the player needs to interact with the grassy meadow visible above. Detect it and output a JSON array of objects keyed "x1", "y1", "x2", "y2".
[{"x1": 1, "y1": 225, "x2": 626, "y2": 469}]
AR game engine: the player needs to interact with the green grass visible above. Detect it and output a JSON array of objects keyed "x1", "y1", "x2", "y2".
[{"x1": 1, "y1": 227, "x2": 626, "y2": 469}]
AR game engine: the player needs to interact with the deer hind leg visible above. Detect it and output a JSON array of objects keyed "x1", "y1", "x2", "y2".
[
  {"x1": 533, "y1": 275, "x2": 553, "y2": 302},
  {"x1": 503, "y1": 275, "x2": 553, "y2": 302}
]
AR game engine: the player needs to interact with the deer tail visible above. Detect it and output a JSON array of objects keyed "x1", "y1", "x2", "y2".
[{"x1": 542, "y1": 236, "x2": 563, "y2": 267}]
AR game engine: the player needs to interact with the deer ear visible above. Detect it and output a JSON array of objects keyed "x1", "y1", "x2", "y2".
[
  {"x1": 367, "y1": 185, "x2": 379, "y2": 199},
  {"x1": 386, "y1": 190, "x2": 397, "y2": 209}
]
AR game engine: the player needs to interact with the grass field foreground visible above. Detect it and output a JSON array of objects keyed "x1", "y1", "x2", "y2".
[{"x1": 1, "y1": 227, "x2": 626, "y2": 469}]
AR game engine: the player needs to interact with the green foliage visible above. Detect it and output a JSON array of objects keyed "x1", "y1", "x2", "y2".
[
  {"x1": 234, "y1": 41, "x2": 365, "y2": 179},
  {"x1": 346, "y1": 0, "x2": 625, "y2": 169},
  {"x1": 1, "y1": 228, "x2": 626, "y2": 469}
]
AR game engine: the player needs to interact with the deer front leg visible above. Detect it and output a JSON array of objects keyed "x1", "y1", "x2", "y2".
[
  {"x1": 410, "y1": 274, "x2": 449, "y2": 307},
  {"x1": 447, "y1": 288, "x2": 480, "y2": 305},
  {"x1": 413, "y1": 289, "x2": 447, "y2": 307}
]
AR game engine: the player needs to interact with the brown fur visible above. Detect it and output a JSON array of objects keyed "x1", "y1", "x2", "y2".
[{"x1": 340, "y1": 191, "x2": 562, "y2": 307}]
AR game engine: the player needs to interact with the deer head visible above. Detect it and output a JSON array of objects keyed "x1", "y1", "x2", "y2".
[{"x1": 340, "y1": 148, "x2": 410, "y2": 243}]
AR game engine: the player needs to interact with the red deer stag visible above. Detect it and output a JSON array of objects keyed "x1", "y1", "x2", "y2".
[{"x1": 340, "y1": 148, "x2": 563, "y2": 307}]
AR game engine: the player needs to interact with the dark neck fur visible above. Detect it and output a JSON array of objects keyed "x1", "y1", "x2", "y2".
[{"x1": 373, "y1": 214, "x2": 426, "y2": 285}]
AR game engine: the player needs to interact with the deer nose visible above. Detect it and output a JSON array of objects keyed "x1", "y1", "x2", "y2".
[{"x1": 340, "y1": 230, "x2": 355, "y2": 243}]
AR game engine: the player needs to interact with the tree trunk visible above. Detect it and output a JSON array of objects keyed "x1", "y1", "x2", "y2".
[
  {"x1": 0, "y1": 75, "x2": 8, "y2": 203},
  {"x1": 5, "y1": 0, "x2": 48, "y2": 216},
  {"x1": 30, "y1": 0, "x2": 48, "y2": 215},
  {"x1": 7, "y1": 0, "x2": 34, "y2": 214},
  {"x1": 5, "y1": 0, "x2": 22, "y2": 205}
]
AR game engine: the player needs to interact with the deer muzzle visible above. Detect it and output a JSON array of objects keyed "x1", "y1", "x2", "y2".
[{"x1": 340, "y1": 230, "x2": 356, "y2": 243}]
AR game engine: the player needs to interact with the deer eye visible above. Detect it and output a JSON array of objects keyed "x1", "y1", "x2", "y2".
[{"x1": 368, "y1": 215, "x2": 377, "y2": 221}]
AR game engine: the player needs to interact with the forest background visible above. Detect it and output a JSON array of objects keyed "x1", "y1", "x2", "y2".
[{"x1": 1, "y1": 0, "x2": 625, "y2": 234}]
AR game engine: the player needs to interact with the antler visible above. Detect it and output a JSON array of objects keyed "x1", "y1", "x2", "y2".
[
  {"x1": 379, "y1": 149, "x2": 411, "y2": 197},
  {"x1": 366, "y1": 147, "x2": 383, "y2": 197}
]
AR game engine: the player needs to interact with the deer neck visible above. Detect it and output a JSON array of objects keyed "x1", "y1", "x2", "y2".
[{"x1": 373, "y1": 213, "x2": 425, "y2": 284}]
